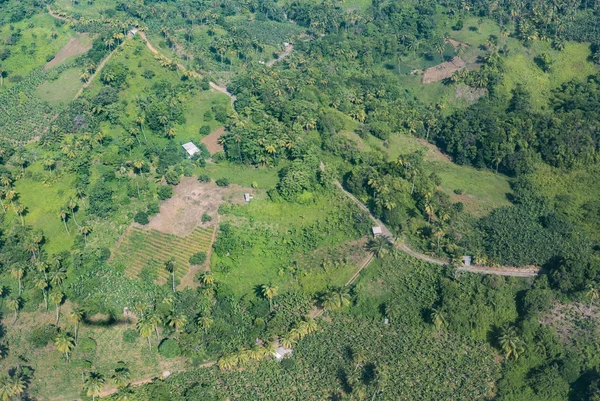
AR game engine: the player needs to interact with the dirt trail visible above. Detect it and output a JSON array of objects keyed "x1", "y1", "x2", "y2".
[
  {"x1": 332, "y1": 180, "x2": 540, "y2": 277},
  {"x1": 138, "y1": 31, "x2": 237, "y2": 106},
  {"x1": 267, "y1": 43, "x2": 294, "y2": 67}
]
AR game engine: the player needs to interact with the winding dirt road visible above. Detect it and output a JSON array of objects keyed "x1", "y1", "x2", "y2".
[{"x1": 333, "y1": 180, "x2": 540, "y2": 277}]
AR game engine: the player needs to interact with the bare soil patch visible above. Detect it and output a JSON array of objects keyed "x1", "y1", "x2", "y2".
[
  {"x1": 541, "y1": 302, "x2": 600, "y2": 343},
  {"x1": 201, "y1": 126, "x2": 225, "y2": 154},
  {"x1": 146, "y1": 177, "x2": 249, "y2": 236},
  {"x1": 446, "y1": 38, "x2": 468, "y2": 48},
  {"x1": 422, "y1": 57, "x2": 467, "y2": 84},
  {"x1": 45, "y1": 34, "x2": 92, "y2": 70},
  {"x1": 456, "y1": 84, "x2": 487, "y2": 104}
]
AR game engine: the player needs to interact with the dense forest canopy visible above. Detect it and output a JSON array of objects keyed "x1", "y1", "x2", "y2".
[{"x1": 0, "y1": 0, "x2": 599, "y2": 399}]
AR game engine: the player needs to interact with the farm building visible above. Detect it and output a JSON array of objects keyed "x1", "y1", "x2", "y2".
[
  {"x1": 182, "y1": 142, "x2": 201, "y2": 157},
  {"x1": 273, "y1": 346, "x2": 293, "y2": 360},
  {"x1": 462, "y1": 256, "x2": 472, "y2": 266},
  {"x1": 244, "y1": 193, "x2": 253, "y2": 202},
  {"x1": 372, "y1": 226, "x2": 382, "y2": 236}
]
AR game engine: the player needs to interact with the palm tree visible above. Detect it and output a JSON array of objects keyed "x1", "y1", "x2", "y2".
[
  {"x1": 586, "y1": 285, "x2": 599, "y2": 308},
  {"x1": 0, "y1": 374, "x2": 25, "y2": 401},
  {"x1": 12, "y1": 203, "x2": 25, "y2": 226},
  {"x1": 168, "y1": 313, "x2": 188, "y2": 333},
  {"x1": 67, "y1": 198, "x2": 80, "y2": 227},
  {"x1": 366, "y1": 236, "x2": 392, "y2": 258},
  {"x1": 279, "y1": 333, "x2": 296, "y2": 348},
  {"x1": 6, "y1": 297, "x2": 20, "y2": 323},
  {"x1": 261, "y1": 283, "x2": 278, "y2": 312},
  {"x1": 115, "y1": 389, "x2": 136, "y2": 401},
  {"x1": 49, "y1": 290, "x2": 64, "y2": 325},
  {"x1": 79, "y1": 224, "x2": 92, "y2": 245},
  {"x1": 322, "y1": 287, "x2": 351, "y2": 311},
  {"x1": 137, "y1": 317, "x2": 154, "y2": 350},
  {"x1": 84, "y1": 372, "x2": 105, "y2": 401},
  {"x1": 431, "y1": 308, "x2": 447, "y2": 332},
  {"x1": 11, "y1": 265, "x2": 24, "y2": 295},
  {"x1": 111, "y1": 368, "x2": 130, "y2": 388},
  {"x1": 148, "y1": 313, "x2": 162, "y2": 339},
  {"x1": 198, "y1": 271, "x2": 214, "y2": 286},
  {"x1": 55, "y1": 333, "x2": 75, "y2": 362},
  {"x1": 58, "y1": 208, "x2": 70, "y2": 234},
  {"x1": 197, "y1": 316, "x2": 213, "y2": 334},
  {"x1": 35, "y1": 277, "x2": 49, "y2": 311},
  {"x1": 69, "y1": 307, "x2": 84, "y2": 344},
  {"x1": 217, "y1": 354, "x2": 237, "y2": 370},
  {"x1": 164, "y1": 258, "x2": 176, "y2": 293},
  {"x1": 498, "y1": 326, "x2": 525, "y2": 360}
]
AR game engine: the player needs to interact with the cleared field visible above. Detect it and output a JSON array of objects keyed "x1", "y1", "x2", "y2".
[
  {"x1": 35, "y1": 66, "x2": 82, "y2": 105},
  {"x1": 112, "y1": 225, "x2": 215, "y2": 282}
]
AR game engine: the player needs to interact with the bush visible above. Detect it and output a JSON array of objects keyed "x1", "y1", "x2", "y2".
[
  {"x1": 79, "y1": 337, "x2": 97, "y2": 354},
  {"x1": 215, "y1": 178, "x2": 229, "y2": 187},
  {"x1": 134, "y1": 211, "x2": 149, "y2": 225},
  {"x1": 201, "y1": 213, "x2": 212, "y2": 223},
  {"x1": 198, "y1": 174, "x2": 211, "y2": 183},
  {"x1": 28, "y1": 325, "x2": 59, "y2": 348},
  {"x1": 165, "y1": 170, "x2": 181, "y2": 186},
  {"x1": 199, "y1": 125, "x2": 211, "y2": 135},
  {"x1": 157, "y1": 185, "x2": 174, "y2": 200},
  {"x1": 189, "y1": 252, "x2": 207, "y2": 265},
  {"x1": 123, "y1": 329, "x2": 139, "y2": 343},
  {"x1": 141, "y1": 69, "x2": 156, "y2": 79},
  {"x1": 158, "y1": 338, "x2": 181, "y2": 358},
  {"x1": 147, "y1": 202, "x2": 160, "y2": 215},
  {"x1": 212, "y1": 152, "x2": 226, "y2": 163}
]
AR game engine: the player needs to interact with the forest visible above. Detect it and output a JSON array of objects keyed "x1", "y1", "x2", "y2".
[{"x1": 0, "y1": 0, "x2": 599, "y2": 400}]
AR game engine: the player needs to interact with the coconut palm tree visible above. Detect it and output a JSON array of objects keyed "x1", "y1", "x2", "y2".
[
  {"x1": 322, "y1": 287, "x2": 351, "y2": 311},
  {"x1": 12, "y1": 203, "x2": 25, "y2": 226},
  {"x1": 168, "y1": 313, "x2": 188, "y2": 333},
  {"x1": 111, "y1": 368, "x2": 131, "y2": 388},
  {"x1": 84, "y1": 372, "x2": 105, "y2": 401},
  {"x1": 11, "y1": 265, "x2": 24, "y2": 296},
  {"x1": 67, "y1": 198, "x2": 80, "y2": 227},
  {"x1": 498, "y1": 326, "x2": 525, "y2": 360},
  {"x1": 0, "y1": 374, "x2": 25, "y2": 401},
  {"x1": 366, "y1": 236, "x2": 392, "y2": 258},
  {"x1": 197, "y1": 316, "x2": 213, "y2": 334},
  {"x1": 6, "y1": 297, "x2": 20, "y2": 323},
  {"x1": 49, "y1": 290, "x2": 64, "y2": 325},
  {"x1": 261, "y1": 283, "x2": 278, "y2": 312},
  {"x1": 164, "y1": 258, "x2": 176, "y2": 293},
  {"x1": 137, "y1": 317, "x2": 154, "y2": 350},
  {"x1": 58, "y1": 208, "x2": 70, "y2": 234},
  {"x1": 279, "y1": 333, "x2": 296, "y2": 348},
  {"x1": 55, "y1": 333, "x2": 75, "y2": 362},
  {"x1": 35, "y1": 277, "x2": 49, "y2": 311},
  {"x1": 198, "y1": 271, "x2": 214, "y2": 286},
  {"x1": 431, "y1": 308, "x2": 447, "y2": 332},
  {"x1": 79, "y1": 224, "x2": 92, "y2": 245},
  {"x1": 69, "y1": 307, "x2": 84, "y2": 344},
  {"x1": 586, "y1": 285, "x2": 599, "y2": 308}
]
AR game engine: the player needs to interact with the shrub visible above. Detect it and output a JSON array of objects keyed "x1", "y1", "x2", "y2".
[
  {"x1": 157, "y1": 185, "x2": 174, "y2": 200},
  {"x1": 134, "y1": 211, "x2": 149, "y2": 225},
  {"x1": 28, "y1": 325, "x2": 59, "y2": 348},
  {"x1": 158, "y1": 338, "x2": 181, "y2": 358},
  {"x1": 215, "y1": 178, "x2": 229, "y2": 187},
  {"x1": 189, "y1": 252, "x2": 207, "y2": 265},
  {"x1": 201, "y1": 213, "x2": 212, "y2": 223},
  {"x1": 147, "y1": 202, "x2": 160, "y2": 215},
  {"x1": 165, "y1": 170, "x2": 181, "y2": 186},
  {"x1": 123, "y1": 329, "x2": 139, "y2": 343},
  {"x1": 212, "y1": 152, "x2": 226, "y2": 163},
  {"x1": 453, "y1": 189, "x2": 464, "y2": 195},
  {"x1": 198, "y1": 173, "x2": 211, "y2": 183},
  {"x1": 79, "y1": 337, "x2": 97, "y2": 354},
  {"x1": 203, "y1": 111, "x2": 213, "y2": 121},
  {"x1": 199, "y1": 125, "x2": 211, "y2": 135},
  {"x1": 141, "y1": 69, "x2": 155, "y2": 79}
]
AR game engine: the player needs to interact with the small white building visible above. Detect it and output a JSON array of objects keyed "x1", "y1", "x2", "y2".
[
  {"x1": 182, "y1": 142, "x2": 200, "y2": 158},
  {"x1": 273, "y1": 346, "x2": 293, "y2": 361},
  {"x1": 244, "y1": 193, "x2": 253, "y2": 203},
  {"x1": 129, "y1": 29, "x2": 138, "y2": 36},
  {"x1": 463, "y1": 255, "x2": 472, "y2": 266},
  {"x1": 372, "y1": 226, "x2": 382, "y2": 237}
]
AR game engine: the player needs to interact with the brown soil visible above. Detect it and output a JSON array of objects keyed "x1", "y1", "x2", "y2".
[
  {"x1": 45, "y1": 34, "x2": 92, "y2": 70},
  {"x1": 422, "y1": 57, "x2": 467, "y2": 84},
  {"x1": 146, "y1": 177, "x2": 248, "y2": 236},
  {"x1": 541, "y1": 302, "x2": 600, "y2": 343},
  {"x1": 455, "y1": 84, "x2": 487, "y2": 104},
  {"x1": 446, "y1": 38, "x2": 468, "y2": 48},
  {"x1": 201, "y1": 126, "x2": 225, "y2": 154}
]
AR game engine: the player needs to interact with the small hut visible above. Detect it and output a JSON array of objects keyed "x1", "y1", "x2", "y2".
[
  {"x1": 182, "y1": 142, "x2": 200, "y2": 158},
  {"x1": 462, "y1": 256, "x2": 472, "y2": 266},
  {"x1": 372, "y1": 226, "x2": 383, "y2": 237}
]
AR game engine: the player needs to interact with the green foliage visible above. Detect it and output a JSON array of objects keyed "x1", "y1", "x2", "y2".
[
  {"x1": 122, "y1": 329, "x2": 139, "y2": 343},
  {"x1": 134, "y1": 211, "x2": 149, "y2": 225},
  {"x1": 78, "y1": 337, "x2": 97, "y2": 354},
  {"x1": 28, "y1": 325, "x2": 59, "y2": 348},
  {"x1": 189, "y1": 252, "x2": 207, "y2": 265},
  {"x1": 201, "y1": 213, "x2": 212, "y2": 223},
  {"x1": 158, "y1": 338, "x2": 181, "y2": 358},
  {"x1": 157, "y1": 185, "x2": 174, "y2": 200},
  {"x1": 215, "y1": 177, "x2": 229, "y2": 187}
]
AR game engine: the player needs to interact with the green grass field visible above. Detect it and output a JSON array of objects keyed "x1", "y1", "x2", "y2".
[
  {"x1": 204, "y1": 162, "x2": 282, "y2": 189},
  {"x1": 35, "y1": 66, "x2": 82, "y2": 105},
  {"x1": 11, "y1": 162, "x2": 77, "y2": 254},
  {"x1": 0, "y1": 13, "x2": 77, "y2": 90},
  {"x1": 175, "y1": 90, "x2": 231, "y2": 143}
]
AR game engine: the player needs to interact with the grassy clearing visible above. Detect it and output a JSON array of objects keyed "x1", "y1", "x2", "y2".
[
  {"x1": 35, "y1": 66, "x2": 82, "y2": 105},
  {"x1": 175, "y1": 90, "x2": 231, "y2": 143},
  {"x1": 112, "y1": 226, "x2": 215, "y2": 283},
  {"x1": 212, "y1": 192, "x2": 370, "y2": 297},
  {"x1": 52, "y1": 0, "x2": 117, "y2": 16},
  {"x1": 0, "y1": 13, "x2": 76, "y2": 90},
  {"x1": 0, "y1": 308, "x2": 184, "y2": 401},
  {"x1": 204, "y1": 162, "x2": 282, "y2": 189},
  {"x1": 11, "y1": 162, "x2": 77, "y2": 254}
]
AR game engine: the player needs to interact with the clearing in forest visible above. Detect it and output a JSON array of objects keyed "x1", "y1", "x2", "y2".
[
  {"x1": 422, "y1": 57, "x2": 467, "y2": 83},
  {"x1": 44, "y1": 33, "x2": 92, "y2": 69},
  {"x1": 201, "y1": 126, "x2": 225, "y2": 154}
]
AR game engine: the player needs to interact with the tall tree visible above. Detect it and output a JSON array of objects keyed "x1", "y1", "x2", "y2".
[{"x1": 54, "y1": 333, "x2": 75, "y2": 362}]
